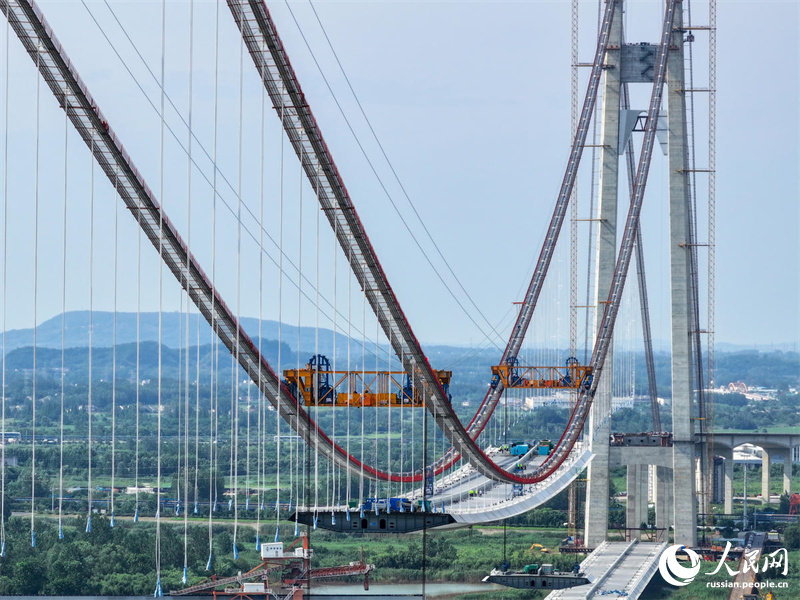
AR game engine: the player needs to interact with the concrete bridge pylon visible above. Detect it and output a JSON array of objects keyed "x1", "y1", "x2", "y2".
[{"x1": 584, "y1": 0, "x2": 698, "y2": 548}]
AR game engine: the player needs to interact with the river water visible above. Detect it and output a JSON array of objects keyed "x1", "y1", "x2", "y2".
[
  {"x1": 10, "y1": 582, "x2": 505, "y2": 600},
  {"x1": 314, "y1": 582, "x2": 502, "y2": 596}
]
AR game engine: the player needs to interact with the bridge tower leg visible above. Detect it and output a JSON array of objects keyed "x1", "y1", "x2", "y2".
[
  {"x1": 655, "y1": 466, "x2": 674, "y2": 533},
  {"x1": 626, "y1": 465, "x2": 641, "y2": 537},
  {"x1": 719, "y1": 446, "x2": 734, "y2": 514},
  {"x1": 780, "y1": 449, "x2": 792, "y2": 495},
  {"x1": 761, "y1": 449, "x2": 771, "y2": 504},
  {"x1": 626, "y1": 464, "x2": 651, "y2": 539},
  {"x1": 639, "y1": 465, "x2": 650, "y2": 529},
  {"x1": 666, "y1": 2, "x2": 698, "y2": 547},
  {"x1": 584, "y1": 0, "x2": 623, "y2": 548}
]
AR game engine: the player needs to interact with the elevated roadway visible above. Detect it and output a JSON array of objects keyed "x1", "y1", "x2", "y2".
[
  {"x1": 413, "y1": 444, "x2": 593, "y2": 524},
  {"x1": 727, "y1": 532, "x2": 765, "y2": 600},
  {"x1": 299, "y1": 444, "x2": 593, "y2": 530},
  {"x1": 546, "y1": 541, "x2": 666, "y2": 600}
]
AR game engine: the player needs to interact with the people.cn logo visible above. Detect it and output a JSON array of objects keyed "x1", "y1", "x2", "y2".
[{"x1": 658, "y1": 545, "x2": 701, "y2": 587}]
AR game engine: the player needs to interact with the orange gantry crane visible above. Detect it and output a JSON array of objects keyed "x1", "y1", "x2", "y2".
[
  {"x1": 490, "y1": 357, "x2": 593, "y2": 390},
  {"x1": 283, "y1": 354, "x2": 451, "y2": 408}
]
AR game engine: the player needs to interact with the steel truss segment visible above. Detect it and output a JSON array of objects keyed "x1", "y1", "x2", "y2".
[{"x1": 0, "y1": 0, "x2": 419, "y2": 483}]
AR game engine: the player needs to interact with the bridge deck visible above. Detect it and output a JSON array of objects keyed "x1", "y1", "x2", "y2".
[
  {"x1": 728, "y1": 532, "x2": 765, "y2": 600},
  {"x1": 546, "y1": 541, "x2": 666, "y2": 600},
  {"x1": 413, "y1": 444, "x2": 593, "y2": 524}
]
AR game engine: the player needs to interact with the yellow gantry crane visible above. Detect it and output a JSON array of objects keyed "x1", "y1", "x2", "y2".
[
  {"x1": 283, "y1": 354, "x2": 452, "y2": 408},
  {"x1": 490, "y1": 356, "x2": 593, "y2": 390}
]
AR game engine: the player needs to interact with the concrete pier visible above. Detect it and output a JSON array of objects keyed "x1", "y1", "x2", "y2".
[{"x1": 720, "y1": 447, "x2": 734, "y2": 514}]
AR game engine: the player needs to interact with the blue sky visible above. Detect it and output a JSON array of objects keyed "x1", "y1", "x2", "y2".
[{"x1": 0, "y1": 0, "x2": 797, "y2": 352}]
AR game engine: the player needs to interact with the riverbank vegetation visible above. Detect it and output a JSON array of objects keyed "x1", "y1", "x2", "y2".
[{"x1": 0, "y1": 517, "x2": 575, "y2": 596}]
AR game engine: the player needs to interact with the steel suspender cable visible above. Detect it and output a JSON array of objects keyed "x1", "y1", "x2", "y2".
[
  {"x1": 387, "y1": 330, "x2": 392, "y2": 496},
  {"x1": 0, "y1": 12, "x2": 7, "y2": 556},
  {"x1": 293, "y1": 144, "x2": 304, "y2": 535},
  {"x1": 111, "y1": 169, "x2": 119, "y2": 528},
  {"x1": 345, "y1": 242, "x2": 351, "y2": 510},
  {"x1": 182, "y1": 0, "x2": 194, "y2": 581},
  {"x1": 181, "y1": 274, "x2": 189, "y2": 565},
  {"x1": 375, "y1": 318, "x2": 380, "y2": 499},
  {"x1": 134, "y1": 164, "x2": 141, "y2": 525},
  {"x1": 155, "y1": 0, "x2": 166, "y2": 593},
  {"x1": 233, "y1": 6, "x2": 245, "y2": 558},
  {"x1": 410, "y1": 356, "x2": 416, "y2": 496},
  {"x1": 58, "y1": 80, "x2": 67, "y2": 541},
  {"x1": 87, "y1": 133, "x2": 95, "y2": 535},
  {"x1": 256, "y1": 15, "x2": 266, "y2": 547},
  {"x1": 194, "y1": 312, "x2": 200, "y2": 516},
  {"x1": 331, "y1": 214, "x2": 338, "y2": 510},
  {"x1": 359, "y1": 294, "x2": 366, "y2": 508},
  {"x1": 245, "y1": 386, "x2": 251, "y2": 512},
  {"x1": 314, "y1": 164, "x2": 320, "y2": 520},
  {"x1": 177, "y1": 284, "x2": 183, "y2": 519},
  {"x1": 275, "y1": 85, "x2": 284, "y2": 543},
  {"x1": 207, "y1": 333, "x2": 215, "y2": 570},
  {"x1": 399, "y1": 348, "x2": 403, "y2": 498},
  {"x1": 31, "y1": 42, "x2": 40, "y2": 549},
  {"x1": 229, "y1": 352, "x2": 235, "y2": 534},
  {"x1": 207, "y1": 0, "x2": 221, "y2": 571}
]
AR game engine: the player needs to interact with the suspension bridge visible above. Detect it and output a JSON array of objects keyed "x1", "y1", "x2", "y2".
[{"x1": 0, "y1": 0, "x2": 716, "y2": 597}]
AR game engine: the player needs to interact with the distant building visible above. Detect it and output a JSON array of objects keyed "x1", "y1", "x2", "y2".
[
  {"x1": 727, "y1": 381, "x2": 748, "y2": 394},
  {"x1": 0, "y1": 431, "x2": 21, "y2": 444}
]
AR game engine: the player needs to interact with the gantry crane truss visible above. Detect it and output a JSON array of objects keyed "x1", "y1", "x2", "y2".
[
  {"x1": 1, "y1": 0, "x2": 679, "y2": 486},
  {"x1": 282, "y1": 355, "x2": 452, "y2": 408}
]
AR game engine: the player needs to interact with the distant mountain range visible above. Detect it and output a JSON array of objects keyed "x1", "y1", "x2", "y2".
[
  {"x1": 4, "y1": 312, "x2": 796, "y2": 356},
  {"x1": 1, "y1": 311, "x2": 359, "y2": 358},
  {"x1": 2, "y1": 312, "x2": 798, "y2": 391}
]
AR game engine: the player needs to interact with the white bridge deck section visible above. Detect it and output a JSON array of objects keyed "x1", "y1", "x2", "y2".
[
  {"x1": 406, "y1": 444, "x2": 593, "y2": 524},
  {"x1": 546, "y1": 541, "x2": 667, "y2": 600}
]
